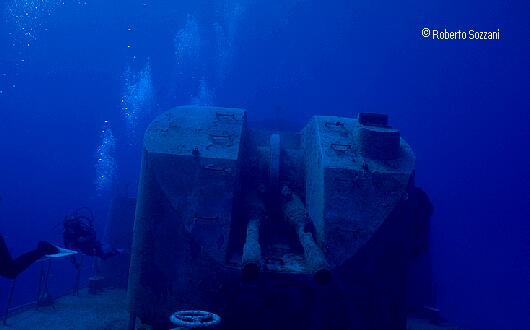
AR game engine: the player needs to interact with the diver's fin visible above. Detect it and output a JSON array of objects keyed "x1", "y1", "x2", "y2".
[{"x1": 45, "y1": 245, "x2": 78, "y2": 258}]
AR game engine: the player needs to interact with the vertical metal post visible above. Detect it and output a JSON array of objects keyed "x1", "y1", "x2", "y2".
[
  {"x1": 269, "y1": 134, "x2": 280, "y2": 194},
  {"x1": 91, "y1": 254, "x2": 97, "y2": 276},
  {"x1": 73, "y1": 255, "x2": 83, "y2": 296},
  {"x1": 3, "y1": 278, "x2": 16, "y2": 325},
  {"x1": 128, "y1": 313, "x2": 136, "y2": 330},
  {"x1": 36, "y1": 262, "x2": 45, "y2": 310}
]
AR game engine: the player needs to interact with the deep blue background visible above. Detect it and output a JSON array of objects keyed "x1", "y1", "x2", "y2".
[{"x1": 1, "y1": 0, "x2": 529, "y2": 329}]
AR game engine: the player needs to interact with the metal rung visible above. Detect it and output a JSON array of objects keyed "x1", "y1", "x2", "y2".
[
  {"x1": 203, "y1": 164, "x2": 232, "y2": 174},
  {"x1": 325, "y1": 121, "x2": 345, "y2": 128},
  {"x1": 209, "y1": 134, "x2": 233, "y2": 145},
  {"x1": 330, "y1": 143, "x2": 352, "y2": 153},
  {"x1": 194, "y1": 214, "x2": 219, "y2": 221},
  {"x1": 215, "y1": 112, "x2": 237, "y2": 120}
]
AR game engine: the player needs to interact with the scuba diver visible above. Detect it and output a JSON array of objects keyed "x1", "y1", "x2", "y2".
[
  {"x1": 0, "y1": 195, "x2": 59, "y2": 279},
  {"x1": 62, "y1": 207, "x2": 120, "y2": 260},
  {"x1": 0, "y1": 235, "x2": 58, "y2": 279}
]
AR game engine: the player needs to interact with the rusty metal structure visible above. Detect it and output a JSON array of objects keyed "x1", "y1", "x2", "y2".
[{"x1": 127, "y1": 106, "x2": 419, "y2": 329}]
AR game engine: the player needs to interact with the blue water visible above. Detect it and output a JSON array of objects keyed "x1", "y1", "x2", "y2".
[{"x1": 0, "y1": 0, "x2": 529, "y2": 329}]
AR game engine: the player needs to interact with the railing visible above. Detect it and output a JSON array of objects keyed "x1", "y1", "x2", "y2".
[{"x1": 1, "y1": 256, "x2": 92, "y2": 325}]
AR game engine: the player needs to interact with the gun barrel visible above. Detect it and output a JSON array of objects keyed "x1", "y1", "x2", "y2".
[
  {"x1": 297, "y1": 230, "x2": 331, "y2": 283},
  {"x1": 281, "y1": 187, "x2": 331, "y2": 283},
  {"x1": 242, "y1": 217, "x2": 262, "y2": 280},
  {"x1": 241, "y1": 191, "x2": 266, "y2": 280}
]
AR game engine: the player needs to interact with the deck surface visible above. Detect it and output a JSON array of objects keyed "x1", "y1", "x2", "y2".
[
  {"x1": 0, "y1": 289, "x2": 128, "y2": 330},
  {"x1": 0, "y1": 289, "x2": 461, "y2": 329}
]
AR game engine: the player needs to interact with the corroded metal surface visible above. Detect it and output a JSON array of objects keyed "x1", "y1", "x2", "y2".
[{"x1": 128, "y1": 107, "x2": 417, "y2": 329}]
